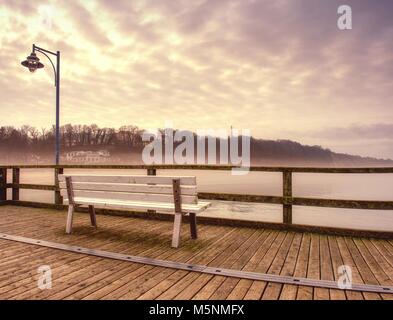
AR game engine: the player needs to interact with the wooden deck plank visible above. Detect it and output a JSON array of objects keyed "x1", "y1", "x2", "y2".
[
  {"x1": 76, "y1": 225, "x2": 224, "y2": 298},
  {"x1": 352, "y1": 238, "x2": 393, "y2": 300},
  {"x1": 0, "y1": 213, "x2": 169, "y2": 255},
  {"x1": 74, "y1": 225, "x2": 230, "y2": 300},
  {"x1": 191, "y1": 229, "x2": 261, "y2": 300},
  {"x1": 320, "y1": 235, "x2": 346, "y2": 300},
  {"x1": 225, "y1": 231, "x2": 279, "y2": 300},
  {"x1": 0, "y1": 205, "x2": 393, "y2": 300},
  {"x1": 371, "y1": 239, "x2": 393, "y2": 270},
  {"x1": 337, "y1": 237, "x2": 381, "y2": 300},
  {"x1": 125, "y1": 234, "x2": 236, "y2": 300},
  {"x1": 344, "y1": 238, "x2": 379, "y2": 285},
  {"x1": 361, "y1": 239, "x2": 393, "y2": 285},
  {"x1": 209, "y1": 230, "x2": 272, "y2": 300},
  {"x1": 261, "y1": 232, "x2": 296, "y2": 300},
  {"x1": 137, "y1": 228, "x2": 241, "y2": 300},
  {"x1": 2, "y1": 228, "x2": 163, "y2": 300},
  {"x1": 4, "y1": 256, "x2": 110, "y2": 299},
  {"x1": 166, "y1": 230, "x2": 277, "y2": 300},
  {"x1": 12, "y1": 224, "x2": 216, "y2": 300},
  {"x1": 276, "y1": 233, "x2": 303, "y2": 300},
  {"x1": 293, "y1": 233, "x2": 313, "y2": 300},
  {"x1": 0, "y1": 221, "x2": 138, "y2": 265},
  {"x1": 308, "y1": 234, "x2": 332, "y2": 300},
  {"x1": 280, "y1": 233, "x2": 309, "y2": 300},
  {"x1": 2, "y1": 211, "x2": 198, "y2": 299},
  {"x1": 163, "y1": 228, "x2": 261, "y2": 300},
  {"x1": 0, "y1": 246, "x2": 82, "y2": 285},
  {"x1": 81, "y1": 224, "x2": 225, "y2": 300},
  {"x1": 305, "y1": 234, "x2": 323, "y2": 300},
  {"x1": 179, "y1": 228, "x2": 259, "y2": 300},
  {"x1": 328, "y1": 236, "x2": 362, "y2": 300},
  {"x1": 243, "y1": 231, "x2": 287, "y2": 300},
  {"x1": 104, "y1": 226, "x2": 231, "y2": 300},
  {"x1": 0, "y1": 248, "x2": 91, "y2": 297},
  {"x1": 0, "y1": 214, "x2": 170, "y2": 278}
]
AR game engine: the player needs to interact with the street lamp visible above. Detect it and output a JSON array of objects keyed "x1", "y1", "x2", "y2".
[{"x1": 21, "y1": 44, "x2": 61, "y2": 165}]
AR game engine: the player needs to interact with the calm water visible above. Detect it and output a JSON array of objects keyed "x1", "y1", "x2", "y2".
[{"x1": 7, "y1": 169, "x2": 393, "y2": 232}]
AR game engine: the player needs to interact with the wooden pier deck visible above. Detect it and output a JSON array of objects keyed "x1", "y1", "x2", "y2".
[{"x1": 0, "y1": 205, "x2": 393, "y2": 300}]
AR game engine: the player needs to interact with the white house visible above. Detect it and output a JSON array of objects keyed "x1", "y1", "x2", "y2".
[{"x1": 64, "y1": 150, "x2": 110, "y2": 163}]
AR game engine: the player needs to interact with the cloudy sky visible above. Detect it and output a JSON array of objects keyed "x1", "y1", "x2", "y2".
[{"x1": 1, "y1": 0, "x2": 392, "y2": 158}]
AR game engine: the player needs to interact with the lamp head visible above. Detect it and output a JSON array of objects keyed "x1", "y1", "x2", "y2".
[{"x1": 21, "y1": 52, "x2": 44, "y2": 73}]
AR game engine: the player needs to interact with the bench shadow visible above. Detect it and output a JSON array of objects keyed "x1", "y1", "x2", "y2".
[{"x1": 52, "y1": 225, "x2": 207, "y2": 252}]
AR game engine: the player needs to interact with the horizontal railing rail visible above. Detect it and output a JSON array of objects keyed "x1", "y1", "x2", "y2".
[
  {"x1": 0, "y1": 164, "x2": 393, "y2": 173},
  {"x1": 0, "y1": 165, "x2": 392, "y2": 232}
]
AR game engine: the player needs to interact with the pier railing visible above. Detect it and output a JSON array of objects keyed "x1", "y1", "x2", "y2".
[{"x1": 0, "y1": 165, "x2": 393, "y2": 237}]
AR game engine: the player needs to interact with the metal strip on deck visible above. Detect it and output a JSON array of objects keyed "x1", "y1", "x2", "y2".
[{"x1": 1, "y1": 232, "x2": 393, "y2": 294}]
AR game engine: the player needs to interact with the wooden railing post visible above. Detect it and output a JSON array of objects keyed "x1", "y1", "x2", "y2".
[
  {"x1": 147, "y1": 167, "x2": 156, "y2": 214},
  {"x1": 12, "y1": 168, "x2": 20, "y2": 201},
  {"x1": 147, "y1": 168, "x2": 156, "y2": 176},
  {"x1": 283, "y1": 170, "x2": 292, "y2": 224},
  {"x1": 172, "y1": 178, "x2": 183, "y2": 247},
  {"x1": 0, "y1": 168, "x2": 7, "y2": 201},
  {"x1": 55, "y1": 167, "x2": 64, "y2": 205}
]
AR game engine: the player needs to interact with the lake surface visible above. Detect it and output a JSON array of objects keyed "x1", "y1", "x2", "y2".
[{"x1": 7, "y1": 169, "x2": 393, "y2": 232}]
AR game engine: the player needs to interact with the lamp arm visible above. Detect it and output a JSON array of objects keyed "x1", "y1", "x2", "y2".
[
  {"x1": 34, "y1": 48, "x2": 58, "y2": 87},
  {"x1": 33, "y1": 45, "x2": 57, "y2": 56}
]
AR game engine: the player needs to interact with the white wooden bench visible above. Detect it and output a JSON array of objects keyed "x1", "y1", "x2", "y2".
[{"x1": 59, "y1": 174, "x2": 211, "y2": 248}]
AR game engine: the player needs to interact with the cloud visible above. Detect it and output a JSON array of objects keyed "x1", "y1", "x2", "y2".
[
  {"x1": 61, "y1": 1, "x2": 112, "y2": 46},
  {"x1": 285, "y1": 123, "x2": 393, "y2": 159},
  {"x1": 310, "y1": 123, "x2": 393, "y2": 140},
  {"x1": 0, "y1": 0, "x2": 392, "y2": 159}
]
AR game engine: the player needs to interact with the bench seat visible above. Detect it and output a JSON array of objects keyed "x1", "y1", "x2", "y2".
[{"x1": 65, "y1": 197, "x2": 211, "y2": 213}]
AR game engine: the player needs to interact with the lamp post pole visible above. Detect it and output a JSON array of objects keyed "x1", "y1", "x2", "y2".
[
  {"x1": 22, "y1": 44, "x2": 61, "y2": 165},
  {"x1": 55, "y1": 50, "x2": 60, "y2": 165}
]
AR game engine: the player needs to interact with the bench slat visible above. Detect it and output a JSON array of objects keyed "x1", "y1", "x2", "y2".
[
  {"x1": 64, "y1": 198, "x2": 211, "y2": 213},
  {"x1": 60, "y1": 189, "x2": 198, "y2": 204},
  {"x1": 59, "y1": 175, "x2": 196, "y2": 185},
  {"x1": 59, "y1": 182, "x2": 197, "y2": 196}
]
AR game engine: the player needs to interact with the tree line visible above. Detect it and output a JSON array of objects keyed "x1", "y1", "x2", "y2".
[
  {"x1": 0, "y1": 124, "x2": 147, "y2": 152},
  {"x1": 0, "y1": 124, "x2": 390, "y2": 165}
]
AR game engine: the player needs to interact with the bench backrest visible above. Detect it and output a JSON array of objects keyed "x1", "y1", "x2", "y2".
[{"x1": 58, "y1": 175, "x2": 198, "y2": 204}]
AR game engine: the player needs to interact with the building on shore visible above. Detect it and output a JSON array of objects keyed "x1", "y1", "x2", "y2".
[{"x1": 64, "y1": 150, "x2": 110, "y2": 163}]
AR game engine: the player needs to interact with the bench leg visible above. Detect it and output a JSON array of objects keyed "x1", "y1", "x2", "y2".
[
  {"x1": 66, "y1": 205, "x2": 74, "y2": 234},
  {"x1": 89, "y1": 205, "x2": 97, "y2": 228},
  {"x1": 189, "y1": 213, "x2": 198, "y2": 239},
  {"x1": 171, "y1": 212, "x2": 182, "y2": 248}
]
